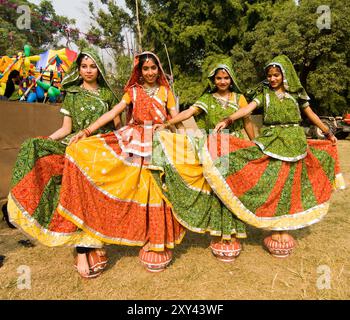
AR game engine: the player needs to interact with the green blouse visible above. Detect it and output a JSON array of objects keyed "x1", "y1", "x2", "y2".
[
  {"x1": 59, "y1": 85, "x2": 117, "y2": 145},
  {"x1": 253, "y1": 87, "x2": 310, "y2": 161},
  {"x1": 193, "y1": 92, "x2": 248, "y2": 137}
]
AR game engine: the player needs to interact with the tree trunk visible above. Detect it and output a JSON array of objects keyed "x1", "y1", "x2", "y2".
[{"x1": 135, "y1": 0, "x2": 143, "y2": 52}]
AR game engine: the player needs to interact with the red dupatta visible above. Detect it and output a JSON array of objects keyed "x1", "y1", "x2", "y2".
[{"x1": 115, "y1": 52, "x2": 171, "y2": 160}]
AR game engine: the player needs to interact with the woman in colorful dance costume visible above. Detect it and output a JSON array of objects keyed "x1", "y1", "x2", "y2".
[
  {"x1": 57, "y1": 52, "x2": 185, "y2": 273},
  {"x1": 7, "y1": 48, "x2": 119, "y2": 278},
  {"x1": 209, "y1": 55, "x2": 345, "y2": 257},
  {"x1": 152, "y1": 59, "x2": 255, "y2": 262}
]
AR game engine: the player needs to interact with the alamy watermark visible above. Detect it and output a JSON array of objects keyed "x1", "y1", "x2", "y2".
[
  {"x1": 316, "y1": 265, "x2": 331, "y2": 290},
  {"x1": 17, "y1": 265, "x2": 31, "y2": 290},
  {"x1": 16, "y1": 5, "x2": 31, "y2": 30},
  {"x1": 317, "y1": 5, "x2": 331, "y2": 30}
]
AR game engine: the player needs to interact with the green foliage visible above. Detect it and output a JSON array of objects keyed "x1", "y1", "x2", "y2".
[
  {"x1": 0, "y1": 0, "x2": 76, "y2": 55},
  {"x1": 111, "y1": 54, "x2": 133, "y2": 98},
  {"x1": 0, "y1": 18, "x2": 27, "y2": 56},
  {"x1": 87, "y1": 0, "x2": 130, "y2": 53},
  {"x1": 86, "y1": 0, "x2": 350, "y2": 115},
  {"x1": 238, "y1": 0, "x2": 350, "y2": 115}
]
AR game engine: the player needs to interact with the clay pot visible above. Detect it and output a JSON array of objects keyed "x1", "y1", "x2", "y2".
[
  {"x1": 139, "y1": 247, "x2": 173, "y2": 272},
  {"x1": 210, "y1": 239, "x2": 241, "y2": 262},
  {"x1": 74, "y1": 249, "x2": 108, "y2": 279},
  {"x1": 264, "y1": 235, "x2": 296, "y2": 258}
]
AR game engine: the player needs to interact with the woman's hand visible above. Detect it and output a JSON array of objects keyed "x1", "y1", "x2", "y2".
[
  {"x1": 325, "y1": 132, "x2": 337, "y2": 145},
  {"x1": 329, "y1": 135, "x2": 337, "y2": 145},
  {"x1": 68, "y1": 131, "x2": 87, "y2": 145},
  {"x1": 214, "y1": 120, "x2": 228, "y2": 133},
  {"x1": 154, "y1": 123, "x2": 167, "y2": 131}
]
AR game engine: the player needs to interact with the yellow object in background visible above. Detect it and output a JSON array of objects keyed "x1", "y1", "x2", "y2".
[{"x1": 0, "y1": 82, "x2": 6, "y2": 95}]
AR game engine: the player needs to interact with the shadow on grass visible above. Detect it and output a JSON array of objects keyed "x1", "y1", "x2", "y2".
[
  {"x1": 244, "y1": 224, "x2": 312, "y2": 244},
  {"x1": 103, "y1": 231, "x2": 212, "y2": 268},
  {"x1": 103, "y1": 225, "x2": 313, "y2": 268}
]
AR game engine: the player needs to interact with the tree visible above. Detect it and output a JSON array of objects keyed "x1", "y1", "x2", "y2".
[
  {"x1": 86, "y1": 1, "x2": 135, "y2": 97},
  {"x1": 0, "y1": 0, "x2": 77, "y2": 55},
  {"x1": 82, "y1": 0, "x2": 350, "y2": 114},
  {"x1": 139, "y1": 0, "x2": 272, "y2": 106},
  {"x1": 237, "y1": 0, "x2": 350, "y2": 115},
  {"x1": 87, "y1": 0, "x2": 131, "y2": 55}
]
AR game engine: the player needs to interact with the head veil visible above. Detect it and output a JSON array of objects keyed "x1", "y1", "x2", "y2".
[
  {"x1": 265, "y1": 55, "x2": 309, "y2": 99},
  {"x1": 61, "y1": 47, "x2": 117, "y2": 99},
  {"x1": 206, "y1": 57, "x2": 243, "y2": 94},
  {"x1": 124, "y1": 51, "x2": 170, "y2": 92}
]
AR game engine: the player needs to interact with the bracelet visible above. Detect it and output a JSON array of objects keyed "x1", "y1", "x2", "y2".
[
  {"x1": 164, "y1": 121, "x2": 171, "y2": 128},
  {"x1": 83, "y1": 128, "x2": 92, "y2": 137},
  {"x1": 224, "y1": 118, "x2": 233, "y2": 126},
  {"x1": 323, "y1": 130, "x2": 334, "y2": 138}
]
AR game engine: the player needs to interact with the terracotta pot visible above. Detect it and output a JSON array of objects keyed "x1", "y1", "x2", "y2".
[
  {"x1": 210, "y1": 239, "x2": 241, "y2": 262},
  {"x1": 74, "y1": 249, "x2": 108, "y2": 279},
  {"x1": 139, "y1": 247, "x2": 173, "y2": 272},
  {"x1": 263, "y1": 235, "x2": 295, "y2": 258},
  {"x1": 88, "y1": 249, "x2": 108, "y2": 272}
]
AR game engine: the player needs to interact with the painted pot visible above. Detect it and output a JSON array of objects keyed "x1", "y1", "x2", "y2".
[
  {"x1": 139, "y1": 247, "x2": 173, "y2": 272},
  {"x1": 264, "y1": 235, "x2": 296, "y2": 258},
  {"x1": 210, "y1": 239, "x2": 241, "y2": 262},
  {"x1": 74, "y1": 250, "x2": 108, "y2": 279}
]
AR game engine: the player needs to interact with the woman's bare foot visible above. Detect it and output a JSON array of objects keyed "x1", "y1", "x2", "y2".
[
  {"x1": 76, "y1": 253, "x2": 90, "y2": 277},
  {"x1": 271, "y1": 231, "x2": 281, "y2": 242},
  {"x1": 212, "y1": 236, "x2": 236, "y2": 244},
  {"x1": 224, "y1": 237, "x2": 238, "y2": 244},
  {"x1": 270, "y1": 232, "x2": 293, "y2": 243},
  {"x1": 94, "y1": 248, "x2": 107, "y2": 257},
  {"x1": 280, "y1": 232, "x2": 293, "y2": 243},
  {"x1": 143, "y1": 242, "x2": 150, "y2": 252}
]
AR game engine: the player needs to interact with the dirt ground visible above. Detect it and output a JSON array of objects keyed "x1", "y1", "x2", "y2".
[{"x1": 0, "y1": 139, "x2": 349, "y2": 300}]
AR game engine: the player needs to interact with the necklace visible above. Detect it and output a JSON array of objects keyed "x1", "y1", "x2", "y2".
[
  {"x1": 81, "y1": 84, "x2": 100, "y2": 94},
  {"x1": 143, "y1": 85, "x2": 159, "y2": 97},
  {"x1": 213, "y1": 92, "x2": 231, "y2": 109},
  {"x1": 274, "y1": 90, "x2": 285, "y2": 100}
]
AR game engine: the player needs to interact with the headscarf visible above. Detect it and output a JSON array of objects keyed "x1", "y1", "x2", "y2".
[
  {"x1": 124, "y1": 51, "x2": 170, "y2": 92},
  {"x1": 265, "y1": 55, "x2": 309, "y2": 99},
  {"x1": 206, "y1": 57, "x2": 243, "y2": 93},
  {"x1": 61, "y1": 47, "x2": 117, "y2": 100}
]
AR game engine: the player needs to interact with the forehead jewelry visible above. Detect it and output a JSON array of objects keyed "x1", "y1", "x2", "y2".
[
  {"x1": 146, "y1": 54, "x2": 149, "y2": 62},
  {"x1": 83, "y1": 56, "x2": 90, "y2": 61}
]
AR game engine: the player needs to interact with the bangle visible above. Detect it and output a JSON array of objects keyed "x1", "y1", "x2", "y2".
[
  {"x1": 83, "y1": 128, "x2": 92, "y2": 137},
  {"x1": 323, "y1": 130, "x2": 333, "y2": 138},
  {"x1": 224, "y1": 118, "x2": 233, "y2": 126}
]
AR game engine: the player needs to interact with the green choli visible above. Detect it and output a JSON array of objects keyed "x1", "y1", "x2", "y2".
[
  {"x1": 193, "y1": 92, "x2": 245, "y2": 138},
  {"x1": 253, "y1": 87, "x2": 310, "y2": 161},
  {"x1": 59, "y1": 86, "x2": 117, "y2": 145}
]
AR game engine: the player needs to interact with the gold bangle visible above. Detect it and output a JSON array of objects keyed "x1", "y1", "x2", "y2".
[
  {"x1": 83, "y1": 128, "x2": 92, "y2": 137},
  {"x1": 323, "y1": 130, "x2": 333, "y2": 138},
  {"x1": 224, "y1": 118, "x2": 233, "y2": 126},
  {"x1": 164, "y1": 121, "x2": 171, "y2": 128}
]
